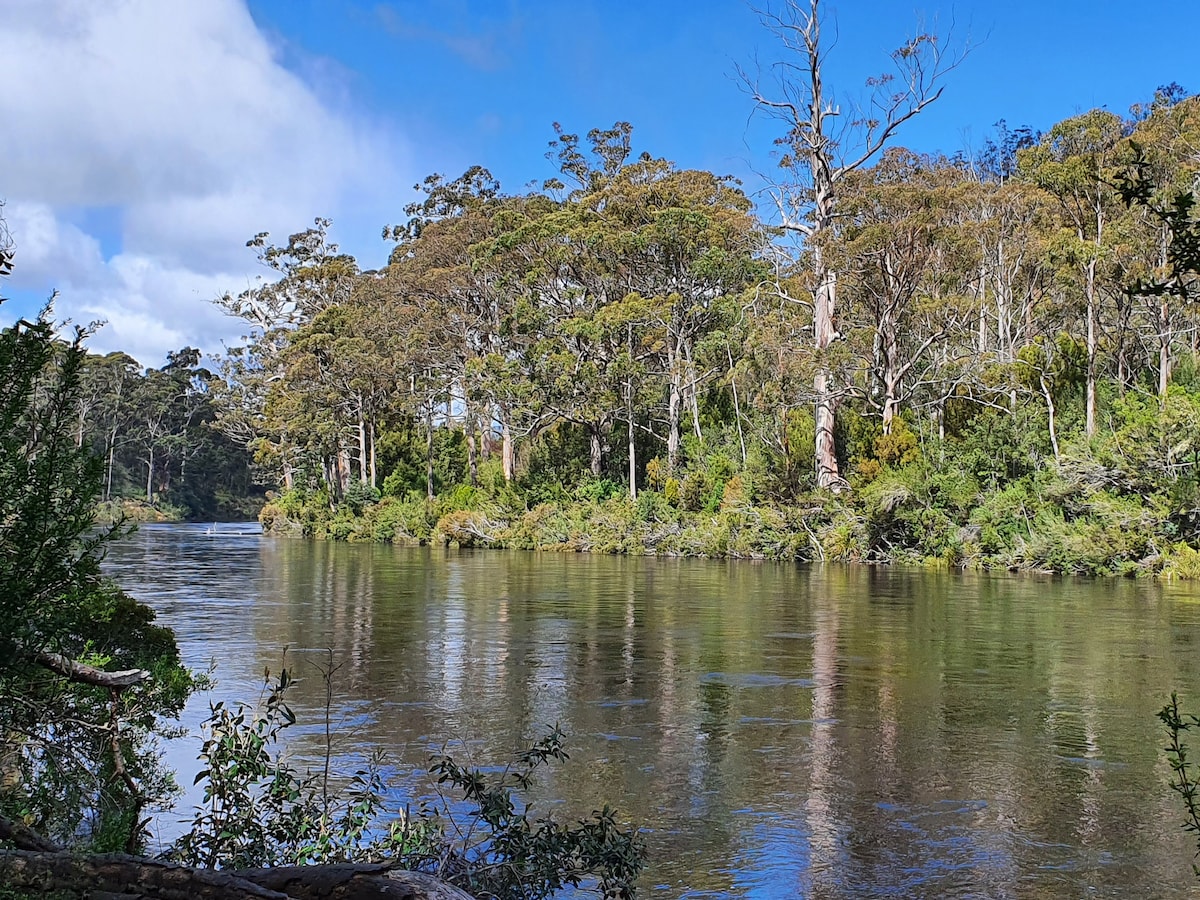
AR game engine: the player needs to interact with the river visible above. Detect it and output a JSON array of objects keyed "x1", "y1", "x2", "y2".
[{"x1": 104, "y1": 523, "x2": 1200, "y2": 898}]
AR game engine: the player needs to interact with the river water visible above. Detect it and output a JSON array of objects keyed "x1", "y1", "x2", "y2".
[{"x1": 104, "y1": 523, "x2": 1200, "y2": 898}]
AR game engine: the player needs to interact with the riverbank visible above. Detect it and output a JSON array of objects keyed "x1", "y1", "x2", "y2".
[
  {"x1": 95, "y1": 493, "x2": 266, "y2": 526},
  {"x1": 94, "y1": 498, "x2": 187, "y2": 524},
  {"x1": 258, "y1": 468, "x2": 1200, "y2": 578}
]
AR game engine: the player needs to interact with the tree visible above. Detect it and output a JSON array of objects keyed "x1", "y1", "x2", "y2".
[
  {"x1": 742, "y1": 0, "x2": 965, "y2": 489},
  {"x1": 215, "y1": 219, "x2": 360, "y2": 491},
  {"x1": 829, "y1": 149, "x2": 975, "y2": 433},
  {"x1": 0, "y1": 237, "x2": 194, "y2": 852},
  {"x1": 1018, "y1": 109, "x2": 1124, "y2": 436}
]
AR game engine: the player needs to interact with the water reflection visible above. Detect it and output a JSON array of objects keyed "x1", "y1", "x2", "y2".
[{"x1": 105, "y1": 527, "x2": 1200, "y2": 897}]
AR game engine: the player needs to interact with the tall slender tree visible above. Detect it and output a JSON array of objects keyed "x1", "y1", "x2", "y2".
[{"x1": 742, "y1": 0, "x2": 964, "y2": 488}]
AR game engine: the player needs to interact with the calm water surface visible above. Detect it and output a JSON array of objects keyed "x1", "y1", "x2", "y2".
[{"x1": 105, "y1": 524, "x2": 1200, "y2": 898}]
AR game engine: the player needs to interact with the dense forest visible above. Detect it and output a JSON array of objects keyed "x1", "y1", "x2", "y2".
[
  {"x1": 73, "y1": 346, "x2": 262, "y2": 522},
  {"x1": 198, "y1": 86, "x2": 1200, "y2": 577}
]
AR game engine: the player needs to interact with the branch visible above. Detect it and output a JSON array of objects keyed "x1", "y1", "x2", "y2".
[{"x1": 30, "y1": 649, "x2": 150, "y2": 690}]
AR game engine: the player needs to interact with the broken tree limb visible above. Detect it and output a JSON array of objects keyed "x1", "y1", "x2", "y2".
[{"x1": 30, "y1": 648, "x2": 150, "y2": 689}]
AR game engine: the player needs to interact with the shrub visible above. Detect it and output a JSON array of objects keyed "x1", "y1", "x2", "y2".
[{"x1": 173, "y1": 666, "x2": 645, "y2": 899}]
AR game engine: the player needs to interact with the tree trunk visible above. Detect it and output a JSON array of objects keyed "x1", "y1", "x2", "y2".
[
  {"x1": 106, "y1": 430, "x2": 116, "y2": 501},
  {"x1": 357, "y1": 406, "x2": 368, "y2": 485},
  {"x1": 977, "y1": 262, "x2": 988, "y2": 355},
  {"x1": 0, "y1": 850, "x2": 476, "y2": 900},
  {"x1": 667, "y1": 358, "x2": 682, "y2": 473},
  {"x1": 464, "y1": 396, "x2": 477, "y2": 487},
  {"x1": 627, "y1": 382, "x2": 637, "y2": 501},
  {"x1": 813, "y1": 250, "x2": 840, "y2": 489},
  {"x1": 145, "y1": 447, "x2": 154, "y2": 503},
  {"x1": 881, "y1": 305, "x2": 900, "y2": 435},
  {"x1": 1040, "y1": 373, "x2": 1061, "y2": 465},
  {"x1": 501, "y1": 416, "x2": 514, "y2": 483},
  {"x1": 589, "y1": 424, "x2": 603, "y2": 478},
  {"x1": 426, "y1": 407, "x2": 435, "y2": 501},
  {"x1": 730, "y1": 369, "x2": 748, "y2": 467},
  {"x1": 683, "y1": 340, "x2": 703, "y2": 443},
  {"x1": 1085, "y1": 255, "x2": 1097, "y2": 437},
  {"x1": 337, "y1": 446, "x2": 351, "y2": 499},
  {"x1": 281, "y1": 428, "x2": 294, "y2": 491},
  {"x1": 369, "y1": 419, "x2": 377, "y2": 488}
]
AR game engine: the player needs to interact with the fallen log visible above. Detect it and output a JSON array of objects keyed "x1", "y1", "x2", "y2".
[{"x1": 0, "y1": 850, "x2": 476, "y2": 900}]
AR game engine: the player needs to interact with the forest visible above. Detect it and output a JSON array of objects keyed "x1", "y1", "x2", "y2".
[{"x1": 185, "y1": 86, "x2": 1200, "y2": 577}]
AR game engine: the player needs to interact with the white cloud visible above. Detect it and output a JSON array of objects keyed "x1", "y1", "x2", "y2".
[{"x1": 0, "y1": 0, "x2": 409, "y2": 365}]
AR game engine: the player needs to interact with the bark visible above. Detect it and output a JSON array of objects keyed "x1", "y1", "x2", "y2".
[
  {"x1": 682, "y1": 341, "x2": 703, "y2": 444},
  {"x1": 813, "y1": 258, "x2": 840, "y2": 489},
  {"x1": 0, "y1": 812, "x2": 62, "y2": 852},
  {"x1": 464, "y1": 397, "x2": 477, "y2": 487},
  {"x1": 0, "y1": 851, "x2": 476, "y2": 900},
  {"x1": 1085, "y1": 253, "x2": 1097, "y2": 437},
  {"x1": 977, "y1": 262, "x2": 988, "y2": 355},
  {"x1": 627, "y1": 383, "x2": 637, "y2": 501},
  {"x1": 336, "y1": 447, "x2": 351, "y2": 499},
  {"x1": 667, "y1": 365, "x2": 681, "y2": 473},
  {"x1": 357, "y1": 407, "x2": 368, "y2": 485},
  {"x1": 588, "y1": 424, "x2": 603, "y2": 478},
  {"x1": 501, "y1": 417, "x2": 514, "y2": 483},
  {"x1": 369, "y1": 420, "x2": 377, "y2": 489},
  {"x1": 146, "y1": 447, "x2": 154, "y2": 503},
  {"x1": 730, "y1": 368, "x2": 748, "y2": 467},
  {"x1": 106, "y1": 430, "x2": 116, "y2": 501},
  {"x1": 1040, "y1": 373, "x2": 1061, "y2": 465},
  {"x1": 426, "y1": 407, "x2": 435, "y2": 501},
  {"x1": 282, "y1": 431, "x2": 295, "y2": 491},
  {"x1": 880, "y1": 295, "x2": 900, "y2": 435}
]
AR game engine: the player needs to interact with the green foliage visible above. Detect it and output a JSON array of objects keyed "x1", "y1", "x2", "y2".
[
  {"x1": 243, "y1": 105, "x2": 1200, "y2": 578},
  {"x1": 342, "y1": 479, "x2": 381, "y2": 515},
  {"x1": 429, "y1": 728, "x2": 644, "y2": 900},
  {"x1": 174, "y1": 667, "x2": 644, "y2": 899},
  {"x1": 0, "y1": 307, "x2": 197, "y2": 852},
  {"x1": 1159, "y1": 694, "x2": 1200, "y2": 876},
  {"x1": 1164, "y1": 543, "x2": 1200, "y2": 580},
  {"x1": 172, "y1": 666, "x2": 431, "y2": 869}
]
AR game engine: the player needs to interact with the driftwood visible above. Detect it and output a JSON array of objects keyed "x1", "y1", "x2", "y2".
[{"x1": 0, "y1": 850, "x2": 477, "y2": 900}]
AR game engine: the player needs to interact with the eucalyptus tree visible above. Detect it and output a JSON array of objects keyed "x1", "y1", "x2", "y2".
[
  {"x1": 1118, "y1": 95, "x2": 1200, "y2": 399},
  {"x1": 214, "y1": 218, "x2": 360, "y2": 489},
  {"x1": 79, "y1": 351, "x2": 140, "y2": 500},
  {"x1": 830, "y1": 150, "x2": 977, "y2": 433},
  {"x1": 491, "y1": 125, "x2": 762, "y2": 490},
  {"x1": 385, "y1": 167, "x2": 508, "y2": 487},
  {"x1": 742, "y1": 0, "x2": 965, "y2": 489},
  {"x1": 1018, "y1": 110, "x2": 1124, "y2": 436},
  {"x1": 576, "y1": 157, "x2": 761, "y2": 472}
]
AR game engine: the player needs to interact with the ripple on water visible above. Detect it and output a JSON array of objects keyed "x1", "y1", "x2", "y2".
[{"x1": 700, "y1": 672, "x2": 816, "y2": 688}]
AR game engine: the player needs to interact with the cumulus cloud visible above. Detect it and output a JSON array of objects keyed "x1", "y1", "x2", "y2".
[{"x1": 0, "y1": 0, "x2": 408, "y2": 365}]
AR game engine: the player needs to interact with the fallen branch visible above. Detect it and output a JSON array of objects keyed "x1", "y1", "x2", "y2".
[{"x1": 0, "y1": 850, "x2": 478, "y2": 900}]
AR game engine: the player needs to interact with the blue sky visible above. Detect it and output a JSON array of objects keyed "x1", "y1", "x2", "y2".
[{"x1": 1, "y1": 0, "x2": 1195, "y2": 364}]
